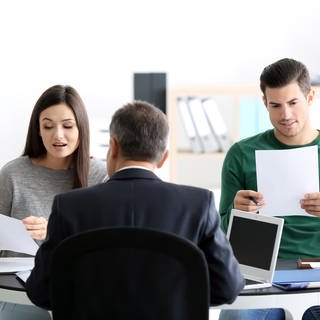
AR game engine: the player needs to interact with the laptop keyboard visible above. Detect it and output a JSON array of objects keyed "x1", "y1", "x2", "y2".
[
  {"x1": 243, "y1": 278, "x2": 272, "y2": 290},
  {"x1": 245, "y1": 279, "x2": 261, "y2": 285}
]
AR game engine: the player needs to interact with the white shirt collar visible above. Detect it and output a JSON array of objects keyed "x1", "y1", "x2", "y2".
[{"x1": 116, "y1": 165, "x2": 152, "y2": 173}]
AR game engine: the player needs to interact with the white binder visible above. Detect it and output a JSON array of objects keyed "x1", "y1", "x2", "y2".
[
  {"x1": 187, "y1": 97, "x2": 220, "y2": 153},
  {"x1": 202, "y1": 97, "x2": 232, "y2": 152},
  {"x1": 177, "y1": 97, "x2": 203, "y2": 153}
]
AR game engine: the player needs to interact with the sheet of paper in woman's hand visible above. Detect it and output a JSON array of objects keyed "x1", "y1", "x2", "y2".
[{"x1": 0, "y1": 214, "x2": 39, "y2": 255}]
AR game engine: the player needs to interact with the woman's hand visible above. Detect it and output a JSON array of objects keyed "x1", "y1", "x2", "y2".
[{"x1": 22, "y1": 216, "x2": 48, "y2": 240}]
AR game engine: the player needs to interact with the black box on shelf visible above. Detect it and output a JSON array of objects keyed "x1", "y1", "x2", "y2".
[{"x1": 133, "y1": 73, "x2": 167, "y2": 114}]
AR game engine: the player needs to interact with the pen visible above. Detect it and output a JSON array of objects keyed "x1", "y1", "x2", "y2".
[{"x1": 250, "y1": 197, "x2": 259, "y2": 206}]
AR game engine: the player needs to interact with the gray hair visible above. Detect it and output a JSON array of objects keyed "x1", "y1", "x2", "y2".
[{"x1": 109, "y1": 100, "x2": 169, "y2": 163}]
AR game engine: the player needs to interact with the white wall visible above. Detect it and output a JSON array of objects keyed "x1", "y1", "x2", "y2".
[{"x1": 1, "y1": 0, "x2": 320, "y2": 168}]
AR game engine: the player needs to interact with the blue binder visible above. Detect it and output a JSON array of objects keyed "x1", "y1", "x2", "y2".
[{"x1": 273, "y1": 269, "x2": 320, "y2": 290}]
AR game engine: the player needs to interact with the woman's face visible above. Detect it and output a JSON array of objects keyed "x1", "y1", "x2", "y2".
[{"x1": 39, "y1": 103, "x2": 79, "y2": 161}]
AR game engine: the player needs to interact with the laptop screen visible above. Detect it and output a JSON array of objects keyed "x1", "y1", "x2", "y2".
[{"x1": 229, "y1": 215, "x2": 278, "y2": 270}]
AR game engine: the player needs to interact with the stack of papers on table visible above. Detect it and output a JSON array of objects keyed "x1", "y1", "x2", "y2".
[
  {"x1": 0, "y1": 257, "x2": 34, "y2": 273},
  {"x1": 298, "y1": 258, "x2": 320, "y2": 269}
]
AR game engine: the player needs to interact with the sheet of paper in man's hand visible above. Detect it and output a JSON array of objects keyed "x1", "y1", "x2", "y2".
[
  {"x1": 256, "y1": 145, "x2": 319, "y2": 216},
  {"x1": 0, "y1": 214, "x2": 39, "y2": 255}
]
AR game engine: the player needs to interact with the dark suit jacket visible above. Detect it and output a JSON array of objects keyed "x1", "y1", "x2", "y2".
[{"x1": 26, "y1": 168, "x2": 244, "y2": 308}]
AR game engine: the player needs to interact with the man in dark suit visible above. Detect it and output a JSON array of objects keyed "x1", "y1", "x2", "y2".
[{"x1": 26, "y1": 100, "x2": 244, "y2": 309}]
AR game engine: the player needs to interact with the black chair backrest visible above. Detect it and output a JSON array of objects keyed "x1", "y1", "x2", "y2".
[{"x1": 51, "y1": 227, "x2": 209, "y2": 320}]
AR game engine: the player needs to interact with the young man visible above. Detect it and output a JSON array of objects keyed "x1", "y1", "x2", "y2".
[
  {"x1": 25, "y1": 100, "x2": 244, "y2": 310},
  {"x1": 219, "y1": 58, "x2": 320, "y2": 320}
]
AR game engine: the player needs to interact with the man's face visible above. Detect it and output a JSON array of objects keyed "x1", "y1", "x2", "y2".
[{"x1": 263, "y1": 82, "x2": 314, "y2": 145}]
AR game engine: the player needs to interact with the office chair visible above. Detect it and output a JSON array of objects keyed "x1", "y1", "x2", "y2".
[
  {"x1": 50, "y1": 227, "x2": 210, "y2": 320},
  {"x1": 303, "y1": 306, "x2": 320, "y2": 320}
]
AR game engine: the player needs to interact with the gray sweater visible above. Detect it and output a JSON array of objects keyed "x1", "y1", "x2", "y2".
[{"x1": 0, "y1": 156, "x2": 107, "y2": 221}]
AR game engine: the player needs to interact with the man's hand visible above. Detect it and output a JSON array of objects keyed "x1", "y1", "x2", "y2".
[
  {"x1": 22, "y1": 216, "x2": 48, "y2": 240},
  {"x1": 301, "y1": 193, "x2": 320, "y2": 216},
  {"x1": 233, "y1": 190, "x2": 265, "y2": 213}
]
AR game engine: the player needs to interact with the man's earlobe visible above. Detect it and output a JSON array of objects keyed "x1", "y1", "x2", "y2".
[
  {"x1": 307, "y1": 89, "x2": 315, "y2": 105},
  {"x1": 262, "y1": 95, "x2": 268, "y2": 108},
  {"x1": 109, "y1": 138, "x2": 119, "y2": 158},
  {"x1": 156, "y1": 150, "x2": 169, "y2": 169}
]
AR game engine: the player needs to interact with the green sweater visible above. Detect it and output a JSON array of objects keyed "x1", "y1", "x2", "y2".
[{"x1": 219, "y1": 129, "x2": 320, "y2": 259}]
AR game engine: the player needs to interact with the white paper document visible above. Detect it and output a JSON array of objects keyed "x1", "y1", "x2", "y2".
[
  {"x1": 16, "y1": 269, "x2": 32, "y2": 282},
  {"x1": 256, "y1": 146, "x2": 319, "y2": 216},
  {"x1": 0, "y1": 214, "x2": 39, "y2": 255},
  {"x1": 0, "y1": 257, "x2": 34, "y2": 273},
  {"x1": 308, "y1": 262, "x2": 320, "y2": 269}
]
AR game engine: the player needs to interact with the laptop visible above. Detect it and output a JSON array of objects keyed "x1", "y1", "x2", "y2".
[{"x1": 226, "y1": 209, "x2": 284, "y2": 290}]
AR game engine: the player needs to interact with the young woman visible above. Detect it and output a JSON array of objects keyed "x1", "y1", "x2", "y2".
[{"x1": 0, "y1": 84, "x2": 107, "y2": 319}]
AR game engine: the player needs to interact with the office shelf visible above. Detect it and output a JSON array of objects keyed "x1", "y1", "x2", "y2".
[{"x1": 168, "y1": 86, "x2": 262, "y2": 189}]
